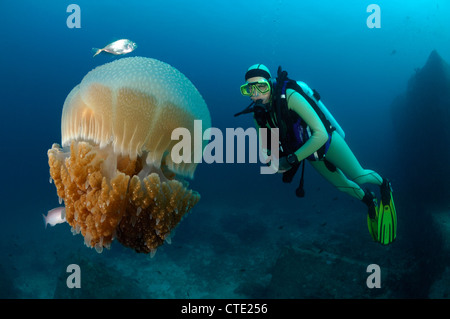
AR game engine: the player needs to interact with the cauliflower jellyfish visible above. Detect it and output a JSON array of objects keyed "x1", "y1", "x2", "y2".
[{"x1": 48, "y1": 57, "x2": 211, "y2": 254}]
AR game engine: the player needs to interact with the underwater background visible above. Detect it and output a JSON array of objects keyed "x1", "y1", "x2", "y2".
[{"x1": 1, "y1": 0, "x2": 449, "y2": 299}]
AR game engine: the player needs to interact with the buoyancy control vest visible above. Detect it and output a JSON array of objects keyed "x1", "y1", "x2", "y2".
[{"x1": 265, "y1": 66, "x2": 345, "y2": 161}]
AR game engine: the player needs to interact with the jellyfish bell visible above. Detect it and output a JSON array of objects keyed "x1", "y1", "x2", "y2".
[
  {"x1": 61, "y1": 56, "x2": 211, "y2": 176},
  {"x1": 48, "y1": 57, "x2": 211, "y2": 254}
]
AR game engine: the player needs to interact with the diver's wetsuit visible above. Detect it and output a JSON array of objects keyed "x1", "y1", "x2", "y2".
[{"x1": 278, "y1": 88, "x2": 383, "y2": 200}]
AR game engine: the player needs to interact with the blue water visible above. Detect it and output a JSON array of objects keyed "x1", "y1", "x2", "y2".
[{"x1": 1, "y1": 0, "x2": 449, "y2": 299}]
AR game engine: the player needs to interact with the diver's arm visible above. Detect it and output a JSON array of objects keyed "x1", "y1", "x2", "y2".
[
  {"x1": 254, "y1": 120, "x2": 270, "y2": 158},
  {"x1": 286, "y1": 89, "x2": 328, "y2": 161}
]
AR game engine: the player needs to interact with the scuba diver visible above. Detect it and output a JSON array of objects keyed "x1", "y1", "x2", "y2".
[{"x1": 235, "y1": 64, "x2": 397, "y2": 245}]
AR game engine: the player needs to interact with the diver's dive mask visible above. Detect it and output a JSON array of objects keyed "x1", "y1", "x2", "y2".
[{"x1": 240, "y1": 79, "x2": 271, "y2": 97}]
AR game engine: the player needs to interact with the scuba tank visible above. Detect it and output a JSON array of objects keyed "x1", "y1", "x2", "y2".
[{"x1": 296, "y1": 81, "x2": 345, "y2": 139}]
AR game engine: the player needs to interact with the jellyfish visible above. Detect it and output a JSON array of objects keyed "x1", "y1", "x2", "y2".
[{"x1": 48, "y1": 57, "x2": 211, "y2": 254}]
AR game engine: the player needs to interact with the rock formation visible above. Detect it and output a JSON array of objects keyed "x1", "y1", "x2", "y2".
[{"x1": 391, "y1": 50, "x2": 450, "y2": 204}]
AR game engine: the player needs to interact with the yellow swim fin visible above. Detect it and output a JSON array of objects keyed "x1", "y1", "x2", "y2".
[
  {"x1": 364, "y1": 191, "x2": 378, "y2": 241},
  {"x1": 367, "y1": 210, "x2": 378, "y2": 242},
  {"x1": 377, "y1": 179, "x2": 397, "y2": 245}
]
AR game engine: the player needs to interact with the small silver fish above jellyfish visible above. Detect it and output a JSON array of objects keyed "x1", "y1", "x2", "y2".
[
  {"x1": 92, "y1": 39, "x2": 137, "y2": 57},
  {"x1": 43, "y1": 207, "x2": 67, "y2": 228}
]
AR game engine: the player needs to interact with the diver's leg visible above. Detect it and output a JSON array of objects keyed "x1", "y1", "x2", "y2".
[
  {"x1": 309, "y1": 160, "x2": 365, "y2": 200},
  {"x1": 311, "y1": 152, "x2": 378, "y2": 239},
  {"x1": 316, "y1": 132, "x2": 395, "y2": 243},
  {"x1": 325, "y1": 132, "x2": 383, "y2": 186}
]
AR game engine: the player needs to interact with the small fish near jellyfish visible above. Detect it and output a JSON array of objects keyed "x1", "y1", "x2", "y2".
[
  {"x1": 92, "y1": 39, "x2": 137, "y2": 57},
  {"x1": 47, "y1": 57, "x2": 211, "y2": 254},
  {"x1": 43, "y1": 207, "x2": 66, "y2": 229}
]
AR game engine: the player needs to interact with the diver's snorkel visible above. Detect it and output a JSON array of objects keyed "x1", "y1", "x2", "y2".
[
  {"x1": 234, "y1": 100, "x2": 256, "y2": 117},
  {"x1": 234, "y1": 99, "x2": 271, "y2": 127}
]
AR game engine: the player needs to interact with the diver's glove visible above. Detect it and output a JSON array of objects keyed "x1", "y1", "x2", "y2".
[{"x1": 278, "y1": 153, "x2": 299, "y2": 171}]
